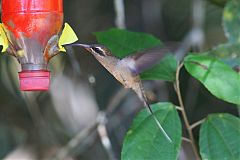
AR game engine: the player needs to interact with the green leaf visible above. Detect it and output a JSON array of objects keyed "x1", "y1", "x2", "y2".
[
  {"x1": 140, "y1": 54, "x2": 178, "y2": 81},
  {"x1": 94, "y1": 28, "x2": 162, "y2": 58},
  {"x1": 208, "y1": 0, "x2": 227, "y2": 7},
  {"x1": 222, "y1": 57, "x2": 240, "y2": 68},
  {"x1": 199, "y1": 113, "x2": 240, "y2": 160},
  {"x1": 121, "y1": 102, "x2": 182, "y2": 160},
  {"x1": 94, "y1": 28, "x2": 177, "y2": 81},
  {"x1": 222, "y1": 0, "x2": 240, "y2": 43},
  {"x1": 208, "y1": 43, "x2": 240, "y2": 67},
  {"x1": 184, "y1": 54, "x2": 240, "y2": 105},
  {"x1": 210, "y1": 43, "x2": 240, "y2": 59}
]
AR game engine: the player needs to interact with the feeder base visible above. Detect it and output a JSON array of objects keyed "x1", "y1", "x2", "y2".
[{"x1": 19, "y1": 70, "x2": 50, "y2": 91}]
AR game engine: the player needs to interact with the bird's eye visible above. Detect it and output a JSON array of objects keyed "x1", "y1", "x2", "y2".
[{"x1": 92, "y1": 47, "x2": 105, "y2": 56}]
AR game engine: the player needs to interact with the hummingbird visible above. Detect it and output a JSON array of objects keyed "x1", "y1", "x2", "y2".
[{"x1": 69, "y1": 43, "x2": 178, "y2": 142}]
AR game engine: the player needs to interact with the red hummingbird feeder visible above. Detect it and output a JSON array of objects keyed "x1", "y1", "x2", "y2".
[{"x1": 1, "y1": 0, "x2": 63, "y2": 91}]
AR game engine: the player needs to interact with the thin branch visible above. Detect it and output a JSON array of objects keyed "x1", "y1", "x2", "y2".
[
  {"x1": 175, "y1": 106, "x2": 183, "y2": 111},
  {"x1": 174, "y1": 63, "x2": 200, "y2": 160},
  {"x1": 175, "y1": 0, "x2": 205, "y2": 61},
  {"x1": 52, "y1": 88, "x2": 129, "y2": 160},
  {"x1": 182, "y1": 137, "x2": 192, "y2": 143},
  {"x1": 52, "y1": 118, "x2": 98, "y2": 160},
  {"x1": 97, "y1": 112, "x2": 117, "y2": 160},
  {"x1": 113, "y1": 0, "x2": 126, "y2": 29},
  {"x1": 190, "y1": 119, "x2": 205, "y2": 130},
  {"x1": 52, "y1": 111, "x2": 117, "y2": 160},
  {"x1": 106, "y1": 88, "x2": 129, "y2": 115},
  {"x1": 175, "y1": 63, "x2": 184, "y2": 108}
]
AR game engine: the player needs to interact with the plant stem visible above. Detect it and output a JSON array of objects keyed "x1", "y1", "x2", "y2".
[
  {"x1": 182, "y1": 137, "x2": 192, "y2": 143},
  {"x1": 190, "y1": 119, "x2": 205, "y2": 130},
  {"x1": 174, "y1": 63, "x2": 200, "y2": 159},
  {"x1": 52, "y1": 116, "x2": 99, "y2": 160},
  {"x1": 175, "y1": 106, "x2": 183, "y2": 111}
]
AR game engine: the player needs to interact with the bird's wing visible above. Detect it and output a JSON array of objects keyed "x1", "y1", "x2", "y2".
[{"x1": 126, "y1": 43, "x2": 179, "y2": 75}]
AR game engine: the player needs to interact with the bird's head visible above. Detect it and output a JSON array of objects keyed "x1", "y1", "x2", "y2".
[{"x1": 72, "y1": 44, "x2": 112, "y2": 57}]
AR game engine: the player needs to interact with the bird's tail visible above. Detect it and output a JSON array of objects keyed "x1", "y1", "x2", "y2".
[{"x1": 134, "y1": 83, "x2": 172, "y2": 143}]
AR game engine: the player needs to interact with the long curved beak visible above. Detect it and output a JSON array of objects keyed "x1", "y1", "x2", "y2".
[{"x1": 66, "y1": 43, "x2": 92, "y2": 52}]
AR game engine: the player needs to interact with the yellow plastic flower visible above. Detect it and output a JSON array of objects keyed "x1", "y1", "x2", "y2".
[
  {"x1": 0, "y1": 23, "x2": 9, "y2": 52},
  {"x1": 58, "y1": 23, "x2": 78, "y2": 52}
]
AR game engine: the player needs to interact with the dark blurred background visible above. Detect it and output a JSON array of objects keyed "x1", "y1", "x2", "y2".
[{"x1": 0, "y1": 0, "x2": 238, "y2": 159}]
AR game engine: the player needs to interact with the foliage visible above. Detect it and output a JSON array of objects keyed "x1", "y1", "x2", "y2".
[
  {"x1": 140, "y1": 54, "x2": 177, "y2": 81},
  {"x1": 208, "y1": 0, "x2": 227, "y2": 7},
  {"x1": 94, "y1": 28, "x2": 162, "y2": 58},
  {"x1": 184, "y1": 54, "x2": 240, "y2": 105},
  {"x1": 94, "y1": 0, "x2": 240, "y2": 159},
  {"x1": 199, "y1": 113, "x2": 240, "y2": 160},
  {"x1": 209, "y1": 43, "x2": 240, "y2": 67},
  {"x1": 121, "y1": 103, "x2": 182, "y2": 160},
  {"x1": 0, "y1": 0, "x2": 239, "y2": 159},
  {"x1": 222, "y1": 0, "x2": 240, "y2": 44},
  {"x1": 95, "y1": 29, "x2": 177, "y2": 82}
]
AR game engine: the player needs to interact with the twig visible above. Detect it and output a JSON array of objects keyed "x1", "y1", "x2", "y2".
[
  {"x1": 97, "y1": 112, "x2": 117, "y2": 160},
  {"x1": 190, "y1": 119, "x2": 205, "y2": 130},
  {"x1": 175, "y1": 0, "x2": 205, "y2": 61},
  {"x1": 52, "y1": 88, "x2": 129, "y2": 160},
  {"x1": 175, "y1": 106, "x2": 183, "y2": 111},
  {"x1": 106, "y1": 88, "x2": 129, "y2": 115},
  {"x1": 52, "y1": 118, "x2": 98, "y2": 160},
  {"x1": 113, "y1": 0, "x2": 126, "y2": 29},
  {"x1": 182, "y1": 137, "x2": 192, "y2": 143},
  {"x1": 52, "y1": 112, "x2": 116, "y2": 160},
  {"x1": 174, "y1": 63, "x2": 200, "y2": 159}
]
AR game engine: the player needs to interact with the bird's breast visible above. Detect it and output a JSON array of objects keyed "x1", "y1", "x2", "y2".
[
  {"x1": 96, "y1": 57, "x2": 140, "y2": 88},
  {"x1": 113, "y1": 62, "x2": 140, "y2": 88}
]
